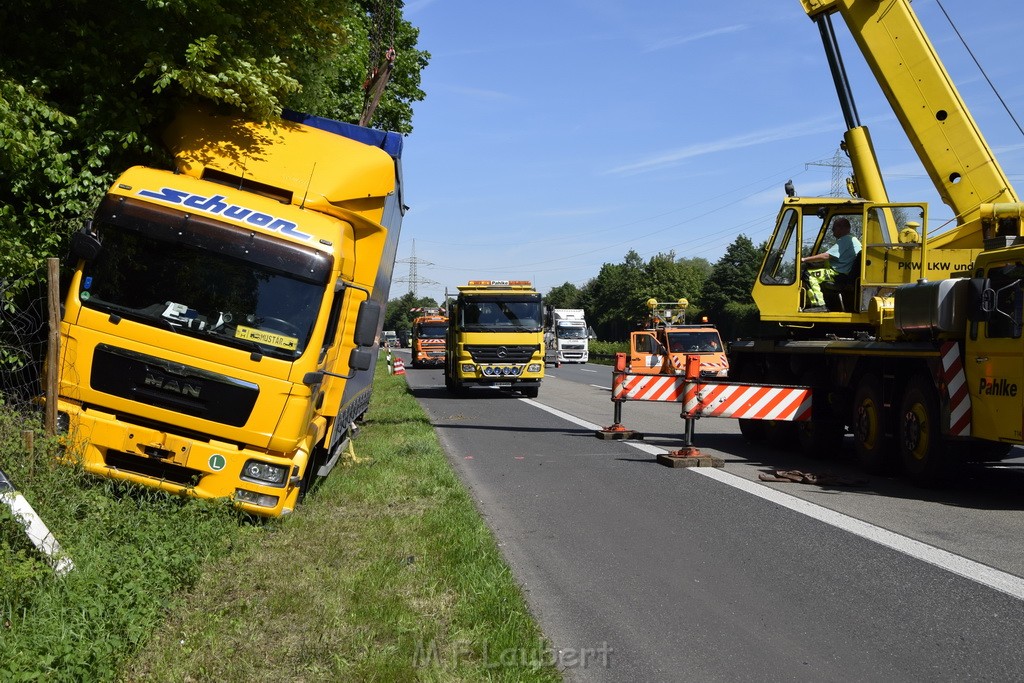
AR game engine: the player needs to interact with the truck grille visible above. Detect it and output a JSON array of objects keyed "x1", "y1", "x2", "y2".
[
  {"x1": 465, "y1": 344, "x2": 539, "y2": 363},
  {"x1": 91, "y1": 344, "x2": 259, "y2": 427}
]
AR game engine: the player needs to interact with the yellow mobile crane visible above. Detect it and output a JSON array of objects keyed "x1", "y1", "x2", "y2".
[{"x1": 730, "y1": 0, "x2": 1024, "y2": 481}]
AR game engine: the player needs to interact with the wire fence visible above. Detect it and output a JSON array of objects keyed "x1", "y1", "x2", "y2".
[{"x1": 0, "y1": 269, "x2": 52, "y2": 414}]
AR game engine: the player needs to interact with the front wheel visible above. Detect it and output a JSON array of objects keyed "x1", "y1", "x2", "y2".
[
  {"x1": 738, "y1": 419, "x2": 768, "y2": 442},
  {"x1": 520, "y1": 385, "x2": 539, "y2": 399}
]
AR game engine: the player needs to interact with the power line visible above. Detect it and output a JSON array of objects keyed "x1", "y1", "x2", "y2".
[
  {"x1": 805, "y1": 147, "x2": 851, "y2": 197},
  {"x1": 393, "y1": 239, "x2": 441, "y2": 297}
]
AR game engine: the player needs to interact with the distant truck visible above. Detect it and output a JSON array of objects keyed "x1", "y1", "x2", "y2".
[
  {"x1": 444, "y1": 280, "x2": 545, "y2": 397},
  {"x1": 53, "y1": 106, "x2": 405, "y2": 517},
  {"x1": 382, "y1": 330, "x2": 399, "y2": 348},
  {"x1": 410, "y1": 308, "x2": 448, "y2": 368},
  {"x1": 544, "y1": 307, "x2": 590, "y2": 364}
]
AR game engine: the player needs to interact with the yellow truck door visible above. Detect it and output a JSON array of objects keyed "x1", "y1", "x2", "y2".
[{"x1": 964, "y1": 264, "x2": 1024, "y2": 442}]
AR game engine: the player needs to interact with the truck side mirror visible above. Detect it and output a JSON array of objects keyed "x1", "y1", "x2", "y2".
[
  {"x1": 353, "y1": 300, "x2": 382, "y2": 347},
  {"x1": 348, "y1": 347, "x2": 373, "y2": 371},
  {"x1": 70, "y1": 223, "x2": 102, "y2": 262}
]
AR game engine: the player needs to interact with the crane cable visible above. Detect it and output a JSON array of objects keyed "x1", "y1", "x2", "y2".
[
  {"x1": 934, "y1": 0, "x2": 1024, "y2": 138},
  {"x1": 359, "y1": 0, "x2": 398, "y2": 127}
]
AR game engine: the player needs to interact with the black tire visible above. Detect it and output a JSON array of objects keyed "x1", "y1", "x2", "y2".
[
  {"x1": 298, "y1": 445, "x2": 325, "y2": 503},
  {"x1": 521, "y1": 386, "x2": 539, "y2": 399},
  {"x1": 797, "y1": 418, "x2": 845, "y2": 457},
  {"x1": 796, "y1": 371, "x2": 845, "y2": 457},
  {"x1": 852, "y1": 374, "x2": 892, "y2": 473},
  {"x1": 739, "y1": 419, "x2": 768, "y2": 442},
  {"x1": 898, "y1": 374, "x2": 951, "y2": 484}
]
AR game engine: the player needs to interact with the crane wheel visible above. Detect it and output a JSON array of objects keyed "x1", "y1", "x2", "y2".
[{"x1": 852, "y1": 374, "x2": 893, "y2": 473}]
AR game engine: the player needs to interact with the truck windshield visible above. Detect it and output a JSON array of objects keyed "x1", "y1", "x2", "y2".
[
  {"x1": 666, "y1": 331, "x2": 721, "y2": 353},
  {"x1": 417, "y1": 324, "x2": 448, "y2": 338},
  {"x1": 77, "y1": 223, "x2": 325, "y2": 360},
  {"x1": 556, "y1": 325, "x2": 588, "y2": 339},
  {"x1": 458, "y1": 295, "x2": 543, "y2": 332}
]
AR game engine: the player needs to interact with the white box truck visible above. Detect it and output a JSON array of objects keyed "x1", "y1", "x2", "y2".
[{"x1": 545, "y1": 308, "x2": 589, "y2": 364}]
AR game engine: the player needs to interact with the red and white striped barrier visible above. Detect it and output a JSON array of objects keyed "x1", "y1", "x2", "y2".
[
  {"x1": 610, "y1": 369, "x2": 812, "y2": 422},
  {"x1": 392, "y1": 357, "x2": 406, "y2": 376},
  {"x1": 940, "y1": 341, "x2": 971, "y2": 436},
  {"x1": 682, "y1": 382, "x2": 811, "y2": 421},
  {"x1": 612, "y1": 373, "x2": 687, "y2": 402}
]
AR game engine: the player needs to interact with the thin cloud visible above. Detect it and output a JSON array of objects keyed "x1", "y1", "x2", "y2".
[
  {"x1": 605, "y1": 116, "x2": 840, "y2": 177},
  {"x1": 644, "y1": 24, "x2": 749, "y2": 53},
  {"x1": 404, "y1": 0, "x2": 440, "y2": 16},
  {"x1": 442, "y1": 84, "x2": 520, "y2": 103}
]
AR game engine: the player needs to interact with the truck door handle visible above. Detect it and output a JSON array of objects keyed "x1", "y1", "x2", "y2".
[{"x1": 975, "y1": 357, "x2": 989, "y2": 363}]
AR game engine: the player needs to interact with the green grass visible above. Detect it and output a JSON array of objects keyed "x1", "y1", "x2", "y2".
[{"x1": 0, "y1": 359, "x2": 560, "y2": 682}]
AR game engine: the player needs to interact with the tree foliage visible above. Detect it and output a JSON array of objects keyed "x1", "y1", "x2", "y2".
[
  {"x1": 384, "y1": 292, "x2": 440, "y2": 336},
  {"x1": 543, "y1": 282, "x2": 583, "y2": 309},
  {"x1": 0, "y1": 0, "x2": 428, "y2": 289},
  {"x1": 579, "y1": 250, "x2": 711, "y2": 341},
  {"x1": 700, "y1": 234, "x2": 763, "y2": 340}
]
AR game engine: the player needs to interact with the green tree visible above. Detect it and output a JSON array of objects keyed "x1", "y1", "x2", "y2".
[
  {"x1": 700, "y1": 234, "x2": 763, "y2": 339},
  {"x1": 544, "y1": 282, "x2": 583, "y2": 309},
  {"x1": 0, "y1": 0, "x2": 428, "y2": 290},
  {"x1": 581, "y1": 250, "x2": 712, "y2": 341},
  {"x1": 384, "y1": 292, "x2": 439, "y2": 337}
]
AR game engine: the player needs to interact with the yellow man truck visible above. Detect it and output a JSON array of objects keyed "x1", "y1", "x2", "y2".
[
  {"x1": 410, "y1": 308, "x2": 448, "y2": 368},
  {"x1": 444, "y1": 280, "x2": 545, "y2": 397},
  {"x1": 729, "y1": 0, "x2": 1024, "y2": 481},
  {"x1": 55, "y1": 107, "x2": 404, "y2": 517}
]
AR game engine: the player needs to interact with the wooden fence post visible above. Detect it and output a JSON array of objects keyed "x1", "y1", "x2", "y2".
[{"x1": 45, "y1": 257, "x2": 59, "y2": 436}]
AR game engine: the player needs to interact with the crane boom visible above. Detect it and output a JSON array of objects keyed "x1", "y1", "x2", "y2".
[{"x1": 801, "y1": 0, "x2": 1018, "y2": 249}]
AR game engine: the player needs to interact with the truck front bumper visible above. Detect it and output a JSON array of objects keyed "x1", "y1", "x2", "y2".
[{"x1": 56, "y1": 401, "x2": 302, "y2": 517}]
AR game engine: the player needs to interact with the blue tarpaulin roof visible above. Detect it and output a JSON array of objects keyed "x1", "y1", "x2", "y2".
[{"x1": 283, "y1": 110, "x2": 403, "y2": 160}]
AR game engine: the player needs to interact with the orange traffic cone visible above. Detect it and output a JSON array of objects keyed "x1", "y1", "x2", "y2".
[{"x1": 392, "y1": 357, "x2": 405, "y2": 375}]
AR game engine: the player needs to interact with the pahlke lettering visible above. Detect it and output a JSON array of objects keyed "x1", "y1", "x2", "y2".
[{"x1": 979, "y1": 378, "x2": 1018, "y2": 397}]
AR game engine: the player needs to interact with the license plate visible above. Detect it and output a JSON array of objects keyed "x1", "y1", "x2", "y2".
[{"x1": 494, "y1": 382, "x2": 512, "y2": 387}]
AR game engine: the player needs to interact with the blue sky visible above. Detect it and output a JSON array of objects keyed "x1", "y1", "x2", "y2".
[{"x1": 396, "y1": 0, "x2": 1024, "y2": 305}]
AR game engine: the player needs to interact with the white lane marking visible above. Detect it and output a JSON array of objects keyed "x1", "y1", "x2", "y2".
[
  {"x1": 521, "y1": 398, "x2": 1024, "y2": 602},
  {"x1": 581, "y1": 368, "x2": 598, "y2": 373},
  {"x1": 589, "y1": 384, "x2": 611, "y2": 391}
]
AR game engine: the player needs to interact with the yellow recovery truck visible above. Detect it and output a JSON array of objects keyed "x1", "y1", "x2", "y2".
[
  {"x1": 444, "y1": 280, "x2": 545, "y2": 397},
  {"x1": 728, "y1": 0, "x2": 1024, "y2": 481},
  {"x1": 55, "y1": 107, "x2": 405, "y2": 517}
]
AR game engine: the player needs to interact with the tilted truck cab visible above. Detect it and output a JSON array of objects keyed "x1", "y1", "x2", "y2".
[{"x1": 54, "y1": 107, "x2": 405, "y2": 517}]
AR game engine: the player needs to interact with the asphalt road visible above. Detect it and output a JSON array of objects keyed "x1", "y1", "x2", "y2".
[{"x1": 397, "y1": 353, "x2": 1024, "y2": 682}]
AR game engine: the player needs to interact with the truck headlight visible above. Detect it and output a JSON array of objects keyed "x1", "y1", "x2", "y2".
[
  {"x1": 461, "y1": 364, "x2": 475, "y2": 373},
  {"x1": 240, "y1": 460, "x2": 289, "y2": 487},
  {"x1": 527, "y1": 363, "x2": 541, "y2": 373}
]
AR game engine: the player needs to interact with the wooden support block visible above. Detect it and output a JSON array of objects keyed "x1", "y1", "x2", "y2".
[
  {"x1": 595, "y1": 429, "x2": 643, "y2": 440},
  {"x1": 657, "y1": 453, "x2": 724, "y2": 468}
]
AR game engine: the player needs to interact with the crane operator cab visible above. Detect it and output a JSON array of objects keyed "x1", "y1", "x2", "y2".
[{"x1": 752, "y1": 191, "x2": 933, "y2": 327}]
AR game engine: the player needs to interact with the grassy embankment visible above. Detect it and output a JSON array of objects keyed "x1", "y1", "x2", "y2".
[{"x1": 0, "y1": 358, "x2": 561, "y2": 682}]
